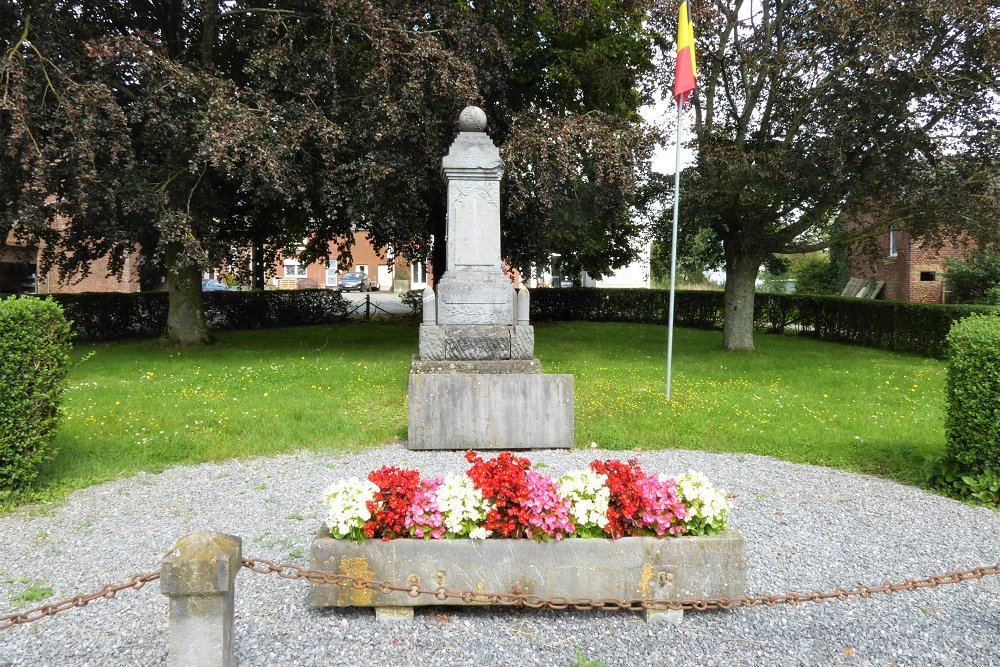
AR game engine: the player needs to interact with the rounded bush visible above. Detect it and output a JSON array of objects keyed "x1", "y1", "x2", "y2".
[
  {"x1": 945, "y1": 313, "x2": 1000, "y2": 471},
  {"x1": 0, "y1": 296, "x2": 73, "y2": 501}
]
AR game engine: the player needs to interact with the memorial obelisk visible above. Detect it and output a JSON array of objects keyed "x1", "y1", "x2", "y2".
[{"x1": 406, "y1": 106, "x2": 573, "y2": 450}]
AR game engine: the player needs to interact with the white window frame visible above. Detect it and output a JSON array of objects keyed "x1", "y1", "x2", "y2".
[
  {"x1": 888, "y1": 228, "x2": 898, "y2": 258},
  {"x1": 283, "y1": 260, "x2": 308, "y2": 278},
  {"x1": 325, "y1": 264, "x2": 338, "y2": 287},
  {"x1": 355, "y1": 264, "x2": 368, "y2": 276},
  {"x1": 411, "y1": 261, "x2": 427, "y2": 287}
]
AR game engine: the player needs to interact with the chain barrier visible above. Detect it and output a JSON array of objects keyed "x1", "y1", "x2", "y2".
[
  {"x1": 3, "y1": 559, "x2": 998, "y2": 632},
  {"x1": 240, "y1": 558, "x2": 1000, "y2": 612},
  {"x1": 0, "y1": 571, "x2": 160, "y2": 631}
]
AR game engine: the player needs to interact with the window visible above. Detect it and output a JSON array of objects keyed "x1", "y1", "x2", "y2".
[
  {"x1": 919, "y1": 271, "x2": 936, "y2": 282},
  {"x1": 888, "y1": 228, "x2": 898, "y2": 258},
  {"x1": 325, "y1": 265, "x2": 338, "y2": 286},
  {"x1": 411, "y1": 261, "x2": 427, "y2": 286},
  {"x1": 283, "y1": 260, "x2": 307, "y2": 278},
  {"x1": 354, "y1": 264, "x2": 368, "y2": 276}
]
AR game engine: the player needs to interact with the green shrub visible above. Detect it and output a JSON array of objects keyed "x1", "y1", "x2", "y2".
[
  {"x1": 8, "y1": 289, "x2": 349, "y2": 342},
  {"x1": 400, "y1": 289, "x2": 423, "y2": 314},
  {"x1": 792, "y1": 255, "x2": 839, "y2": 295},
  {"x1": 944, "y1": 250, "x2": 1000, "y2": 304},
  {"x1": 944, "y1": 314, "x2": 1000, "y2": 471},
  {"x1": 0, "y1": 297, "x2": 73, "y2": 501},
  {"x1": 926, "y1": 458, "x2": 999, "y2": 509}
]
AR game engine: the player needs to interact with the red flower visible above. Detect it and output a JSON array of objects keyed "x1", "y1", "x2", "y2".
[
  {"x1": 590, "y1": 458, "x2": 645, "y2": 537},
  {"x1": 365, "y1": 466, "x2": 421, "y2": 539},
  {"x1": 465, "y1": 451, "x2": 532, "y2": 538}
]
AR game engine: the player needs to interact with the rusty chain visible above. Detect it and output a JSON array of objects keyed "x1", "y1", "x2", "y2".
[
  {"x1": 3, "y1": 558, "x2": 998, "y2": 631},
  {"x1": 240, "y1": 557, "x2": 1000, "y2": 612},
  {"x1": 0, "y1": 571, "x2": 160, "y2": 631}
]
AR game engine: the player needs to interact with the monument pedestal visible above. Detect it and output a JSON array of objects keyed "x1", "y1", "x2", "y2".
[{"x1": 407, "y1": 358, "x2": 573, "y2": 450}]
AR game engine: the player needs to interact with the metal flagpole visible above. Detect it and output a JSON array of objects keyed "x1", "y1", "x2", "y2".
[{"x1": 666, "y1": 101, "x2": 683, "y2": 401}]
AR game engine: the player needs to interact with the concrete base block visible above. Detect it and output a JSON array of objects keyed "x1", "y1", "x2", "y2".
[
  {"x1": 375, "y1": 606, "x2": 415, "y2": 622},
  {"x1": 407, "y1": 371, "x2": 573, "y2": 450},
  {"x1": 310, "y1": 532, "x2": 747, "y2": 610}
]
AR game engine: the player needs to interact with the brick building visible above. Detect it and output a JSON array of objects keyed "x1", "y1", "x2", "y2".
[
  {"x1": 847, "y1": 229, "x2": 973, "y2": 304},
  {"x1": 2, "y1": 230, "x2": 141, "y2": 294},
  {"x1": 273, "y1": 231, "x2": 431, "y2": 292}
]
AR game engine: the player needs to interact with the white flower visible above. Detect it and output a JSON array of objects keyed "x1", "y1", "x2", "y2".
[
  {"x1": 559, "y1": 469, "x2": 610, "y2": 531},
  {"x1": 469, "y1": 527, "x2": 491, "y2": 540},
  {"x1": 675, "y1": 470, "x2": 730, "y2": 534},
  {"x1": 437, "y1": 474, "x2": 491, "y2": 537},
  {"x1": 324, "y1": 477, "x2": 378, "y2": 538}
]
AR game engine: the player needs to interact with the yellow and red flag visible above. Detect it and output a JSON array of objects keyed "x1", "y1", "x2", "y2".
[{"x1": 674, "y1": 0, "x2": 697, "y2": 105}]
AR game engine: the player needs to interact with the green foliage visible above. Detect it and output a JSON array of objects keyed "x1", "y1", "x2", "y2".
[
  {"x1": 0, "y1": 297, "x2": 73, "y2": 502},
  {"x1": 400, "y1": 289, "x2": 423, "y2": 315},
  {"x1": 530, "y1": 288, "x2": 999, "y2": 357},
  {"x1": 944, "y1": 251, "x2": 1000, "y2": 304},
  {"x1": 792, "y1": 255, "x2": 840, "y2": 295},
  {"x1": 569, "y1": 649, "x2": 608, "y2": 667},
  {"x1": 925, "y1": 457, "x2": 999, "y2": 509},
  {"x1": 2, "y1": 1, "x2": 658, "y2": 343},
  {"x1": 33, "y1": 290, "x2": 348, "y2": 342},
  {"x1": 8, "y1": 579, "x2": 54, "y2": 610},
  {"x1": 944, "y1": 314, "x2": 1000, "y2": 471},
  {"x1": 649, "y1": 0, "x2": 1000, "y2": 350}
]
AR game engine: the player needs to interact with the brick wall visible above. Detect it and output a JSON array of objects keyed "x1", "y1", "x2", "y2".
[
  {"x1": 272, "y1": 232, "x2": 433, "y2": 291},
  {"x1": 36, "y1": 253, "x2": 142, "y2": 294},
  {"x1": 848, "y1": 231, "x2": 974, "y2": 304}
]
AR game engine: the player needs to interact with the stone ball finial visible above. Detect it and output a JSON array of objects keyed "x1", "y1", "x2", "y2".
[{"x1": 458, "y1": 106, "x2": 488, "y2": 132}]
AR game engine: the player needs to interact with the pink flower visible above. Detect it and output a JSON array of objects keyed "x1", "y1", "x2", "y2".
[
  {"x1": 521, "y1": 470, "x2": 575, "y2": 540},
  {"x1": 405, "y1": 477, "x2": 445, "y2": 539},
  {"x1": 636, "y1": 475, "x2": 687, "y2": 536}
]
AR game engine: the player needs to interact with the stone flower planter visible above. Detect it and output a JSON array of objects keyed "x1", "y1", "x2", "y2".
[{"x1": 310, "y1": 527, "x2": 746, "y2": 621}]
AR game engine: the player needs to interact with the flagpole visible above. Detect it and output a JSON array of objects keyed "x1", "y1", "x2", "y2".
[{"x1": 666, "y1": 101, "x2": 683, "y2": 401}]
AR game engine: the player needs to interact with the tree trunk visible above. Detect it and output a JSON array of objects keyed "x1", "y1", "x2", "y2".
[
  {"x1": 722, "y1": 252, "x2": 761, "y2": 352},
  {"x1": 162, "y1": 244, "x2": 212, "y2": 346}
]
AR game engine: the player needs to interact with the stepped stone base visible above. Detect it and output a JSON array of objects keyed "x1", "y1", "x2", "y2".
[
  {"x1": 407, "y1": 361, "x2": 573, "y2": 450},
  {"x1": 419, "y1": 324, "x2": 534, "y2": 361}
]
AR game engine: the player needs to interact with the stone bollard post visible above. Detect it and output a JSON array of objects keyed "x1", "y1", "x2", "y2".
[{"x1": 160, "y1": 529, "x2": 242, "y2": 667}]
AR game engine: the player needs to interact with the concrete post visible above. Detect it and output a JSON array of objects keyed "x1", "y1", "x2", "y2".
[{"x1": 160, "y1": 529, "x2": 242, "y2": 667}]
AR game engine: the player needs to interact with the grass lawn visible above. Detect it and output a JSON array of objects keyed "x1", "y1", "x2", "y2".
[{"x1": 34, "y1": 320, "x2": 946, "y2": 503}]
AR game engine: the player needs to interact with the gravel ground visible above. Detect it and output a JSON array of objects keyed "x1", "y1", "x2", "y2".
[{"x1": 1, "y1": 445, "x2": 998, "y2": 667}]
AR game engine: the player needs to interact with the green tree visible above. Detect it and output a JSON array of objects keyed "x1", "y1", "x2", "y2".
[
  {"x1": 650, "y1": 0, "x2": 1000, "y2": 350},
  {"x1": 2, "y1": 1, "x2": 659, "y2": 344}
]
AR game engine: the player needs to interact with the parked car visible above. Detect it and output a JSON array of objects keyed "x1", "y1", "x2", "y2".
[
  {"x1": 338, "y1": 272, "x2": 372, "y2": 292},
  {"x1": 201, "y1": 279, "x2": 233, "y2": 291}
]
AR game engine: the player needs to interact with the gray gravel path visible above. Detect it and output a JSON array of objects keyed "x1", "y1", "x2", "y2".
[{"x1": 1, "y1": 445, "x2": 998, "y2": 667}]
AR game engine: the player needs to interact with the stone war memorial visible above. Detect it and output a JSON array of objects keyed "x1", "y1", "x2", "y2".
[{"x1": 407, "y1": 106, "x2": 574, "y2": 451}]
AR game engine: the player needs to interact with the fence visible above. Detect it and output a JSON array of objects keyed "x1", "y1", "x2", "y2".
[{"x1": 2, "y1": 528, "x2": 998, "y2": 666}]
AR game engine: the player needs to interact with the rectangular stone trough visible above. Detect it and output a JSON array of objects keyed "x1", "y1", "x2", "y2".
[{"x1": 310, "y1": 528, "x2": 746, "y2": 614}]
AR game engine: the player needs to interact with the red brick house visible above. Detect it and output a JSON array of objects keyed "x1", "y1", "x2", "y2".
[
  {"x1": 2, "y1": 230, "x2": 142, "y2": 294},
  {"x1": 273, "y1": 231, "x2": 431, "y2": 292},
  {"x1": 847, "y1": 229, "x2": 974, "y2": 304}
]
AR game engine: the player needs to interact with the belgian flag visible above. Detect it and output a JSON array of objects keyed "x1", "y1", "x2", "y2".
[{"x1": 674, "y1": 0, "x2": 697, "y2": 105}]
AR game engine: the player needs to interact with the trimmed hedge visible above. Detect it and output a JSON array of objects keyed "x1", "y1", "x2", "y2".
[
  {"x1": 0, "y1": 296, "x2": 73, "y2": 501},
  {"x1": 945, "y1": 314, "x2": 1000, "y2": 471},
  {"x1": 13, "y1": 289, "x2": 350, "y2": 342},
  {"x1": 530, "y1": 288, "x2": 999, "y2": 358}
]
